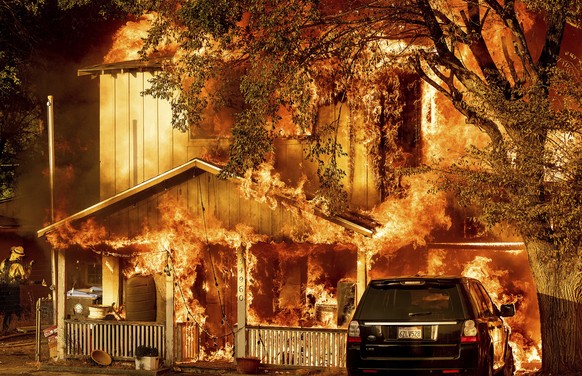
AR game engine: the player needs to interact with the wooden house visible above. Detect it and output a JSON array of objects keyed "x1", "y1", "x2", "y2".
[{"x1": 35, "y1": 59, "x2": 530, "y2": 368}]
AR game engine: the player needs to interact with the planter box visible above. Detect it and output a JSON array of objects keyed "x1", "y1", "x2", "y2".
[
  {"x1": 236, "y1": 357, "x2": 261, "y2": 374},
  {"x1": 135, "y1": 356, "x2": 160, "y2": 370}
]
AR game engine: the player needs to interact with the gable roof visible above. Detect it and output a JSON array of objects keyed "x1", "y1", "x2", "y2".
[{"x1": 37, "y1": 159, "x2": 374, "y2": 238}]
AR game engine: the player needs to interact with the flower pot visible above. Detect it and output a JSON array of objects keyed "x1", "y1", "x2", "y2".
[
  {"x1": 91, "y1": 349, "x2": 112, "y2": 366},
  {"x1": 135, "y1": 356, "x2": 160, "y2": 370}
]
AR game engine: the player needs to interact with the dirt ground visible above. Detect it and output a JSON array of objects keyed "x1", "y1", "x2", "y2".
[{"x1": 0, "y1": 330, "x2": 546, "y2": 376}]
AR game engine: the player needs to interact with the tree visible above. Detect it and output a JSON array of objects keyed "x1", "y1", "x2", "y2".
[
  {"x1": 129, "y1": 0, "x2": 581, "y2": 373},
  {"x1": 0, "y1": 0, "x2": 46, "y2": 199}
]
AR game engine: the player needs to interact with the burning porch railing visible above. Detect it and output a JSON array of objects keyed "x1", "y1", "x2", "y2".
[
  {"x1": 246, "y1": 325, "x2": 347, "y2": 367},
  {"x1": 64, "y1": 320, "x2": 165, "y2": 360}
]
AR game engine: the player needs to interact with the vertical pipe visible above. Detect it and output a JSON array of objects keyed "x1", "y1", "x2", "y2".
[
  {"x1": 46, "y1": 96, "x2": 57, "y2": 324},
  {"x1": 35, "y1": 299, "x2": 41, "y2": 361}
]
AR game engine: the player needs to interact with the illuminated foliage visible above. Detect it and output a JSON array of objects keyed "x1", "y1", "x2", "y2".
[{"x1": 127, "y1": 0, "x2": 581, "y2": 373}]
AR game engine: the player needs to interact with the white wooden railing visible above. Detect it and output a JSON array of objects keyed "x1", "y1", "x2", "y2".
[
  {"x1": 64, "y1": 320, "x2": 347, "y2": 367},
  {"x1": 246, "y1": 325, "x2": 347, "y2": 367},
  {"x1": 65, "y1": 320, "x2": 165, "y2": 360}
]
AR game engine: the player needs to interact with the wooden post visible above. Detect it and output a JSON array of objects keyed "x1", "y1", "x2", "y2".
[
  {"x1": 57, "y1": 249, "x2": 66, "y2": 359},
  {"x1": 165, "y1": 258, "x2": 175, "y2": 366},
  {"x1": 235, "y1": 246, "x2": 246, "y2": 359},
  {"x1": 356, "y1": 248, "x2": 367, "y2": 304}
]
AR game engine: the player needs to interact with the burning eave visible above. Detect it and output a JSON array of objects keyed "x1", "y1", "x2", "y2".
[
  {"x1": 428, "y1": 242, "x2": 526, "y2": 251},
  {"x1": 36, "y1": 158, "x2": 374, "y2": 238}
]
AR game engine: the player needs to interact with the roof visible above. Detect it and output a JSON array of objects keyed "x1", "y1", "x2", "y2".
[
  {"x1": 77, "y1": 58, "x2": 166, "y2": 77},
  {"x1": 37, "y1": 158, "x2": 374, "y2": 238}
]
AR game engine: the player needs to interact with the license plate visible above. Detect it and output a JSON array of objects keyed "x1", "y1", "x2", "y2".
[{"x1": 398, "y1": 326, "x2": 422, "y2": 339}]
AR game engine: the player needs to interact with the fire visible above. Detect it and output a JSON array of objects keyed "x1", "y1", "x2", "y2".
[
  {"x1": 52, "y1": 4, "x2": 545, "y2": 365},
  {"x1": 103, "y1": 14, "x2": 177, "y2": 64},
  {"x1": 46, "y1": 163, "x2": 542, "y2": 369},
  {"x1": 104, "y1": 14, "x2": 153, "y2": 63},
  {"x1": 422, "y1": 249, "x2": 542, "y2": 371}
]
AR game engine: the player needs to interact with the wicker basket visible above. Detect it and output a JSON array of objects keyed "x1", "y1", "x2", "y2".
[{"x1": 236, "y1": 357, "x2": 261, "y2": 374}]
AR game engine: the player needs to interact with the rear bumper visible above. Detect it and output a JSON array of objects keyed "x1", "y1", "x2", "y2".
[{"x1": 346, "y1": 343, "x2": 479, "y2": 375}]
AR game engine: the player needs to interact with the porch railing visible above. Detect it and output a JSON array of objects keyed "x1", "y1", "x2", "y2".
[
  {"x1": 64, "y1": 320, "x2": 347, "y2": 367},
  {"x1": 64, "y1": 320, "x2": 165, "y2": 360},
  {"x1": 246, "y1": 325, "x2": 347, "y2": 367}
]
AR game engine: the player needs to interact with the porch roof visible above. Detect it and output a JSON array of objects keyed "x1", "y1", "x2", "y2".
[{"x1": 36, "y1": 158, "x2": 375, "y2": 238}]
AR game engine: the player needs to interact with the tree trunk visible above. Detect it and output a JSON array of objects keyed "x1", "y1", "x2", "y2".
[{"x1": 524, "y1": 237, "x2": 582, "y2": 374}]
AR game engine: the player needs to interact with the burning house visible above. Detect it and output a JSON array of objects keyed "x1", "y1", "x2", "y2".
[{"x1": 34, "y1": 16, "x2": 543, "y2": 373}]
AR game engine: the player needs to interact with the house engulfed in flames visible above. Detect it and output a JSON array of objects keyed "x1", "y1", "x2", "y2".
[{"x1": 36, "y1": 55, "x2": 541, "y2": 370}]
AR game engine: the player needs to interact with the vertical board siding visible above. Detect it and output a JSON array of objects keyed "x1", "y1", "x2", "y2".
[
  {"x1": 158, "y1": 89, "x2": 173, "y2": 175},
  {"x1": 129, "y1": 72, "x2": 145, "y2": 186},
  {"x1": 115, "y1": 72, "x2": 131, "y2": 193},
  {"x1": 101, "y1": 72, "x2": 380, "y2": 234},
  {"x1": 100, "y1": 75, "x2": 116, "y2": 200},
  {"x1": 143, "y1": 73, "x2": 160, "y2": 181}
]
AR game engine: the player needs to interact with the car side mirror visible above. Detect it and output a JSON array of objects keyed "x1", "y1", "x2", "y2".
[{"x1": 500, "y1": 303, "x2": 515, "y2": 317}]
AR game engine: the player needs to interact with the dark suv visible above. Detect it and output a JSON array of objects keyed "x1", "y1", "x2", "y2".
[{"x1": 346, "y1": 276, "x2": 515, "y2": 376}]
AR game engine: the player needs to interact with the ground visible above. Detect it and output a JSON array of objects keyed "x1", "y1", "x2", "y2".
[{"x1": 0, "y1": 331, "x2": 544, "y2": 376}]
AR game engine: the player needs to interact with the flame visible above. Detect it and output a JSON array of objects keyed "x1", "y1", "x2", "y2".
[
  {"x1": 47, "y1": 164, "x2": 541, "y2": 367},
  {"x1": 56, "y1": 8, "x2": 546, "y2": 360},
  {"x1": 103, "y1": 14, "x2": 177, "y2": 64},
  {"x1": 104, "y1": 15, "x2": 153, "y2": 64}
]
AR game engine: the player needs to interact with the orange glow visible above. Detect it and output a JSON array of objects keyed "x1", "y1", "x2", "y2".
[
  {"x1": 57, "y1": 5, "x2": 546, "y2": 364},
  {"x1": 104, "y1": 15, "x2": 153, "y2": 63}
]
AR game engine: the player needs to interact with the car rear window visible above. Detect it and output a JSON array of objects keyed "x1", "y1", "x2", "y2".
[{"x1": 358, "y1": 282, "x2": 465, "y2": 321}]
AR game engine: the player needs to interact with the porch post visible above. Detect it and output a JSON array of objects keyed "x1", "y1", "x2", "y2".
[
  {"x1": 235, "y1": 245, "x2": 246, "y2": 359},
  {"x1": 356, "y1": 248, "x2": 367, "y2": 304},
  {"x1": 57, "y1": 249, "x2": 66, "y2": 359},
  {"x1": 165, "y1": 262, "x2": 175, "y2": 366},
  {"x1": 102, "y1": 255, "x2": 120, "y2": 307}
]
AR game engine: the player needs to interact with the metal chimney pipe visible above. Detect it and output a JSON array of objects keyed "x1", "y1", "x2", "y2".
[
  {"x1": 47, "y1": 96, "x2": 55, "y2": 222},
  {"x1": 47, "y1": 95, "x2": 57, "y2": 323}
]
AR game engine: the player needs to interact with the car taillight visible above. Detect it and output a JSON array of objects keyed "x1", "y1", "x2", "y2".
[
  {"x1": 461, "y1": 320, "x2": 478, "y2": 343},
  {"x1": 347, "y1": 320, "x2": 361, "y2": 343}
]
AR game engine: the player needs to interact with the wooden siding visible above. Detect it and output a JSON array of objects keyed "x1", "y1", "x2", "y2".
[
  {"x1": 100, "y1": 72, "x2": 382, "y2": 218},
  {"x1": 100, "y1": 71, "x2": 191, "y2": 200},
  {"x1": 104, "y1": 173, "x2": 301, "y2": 238}
]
